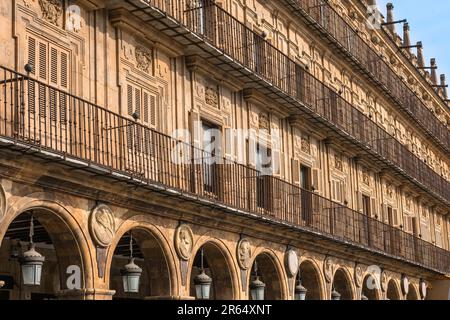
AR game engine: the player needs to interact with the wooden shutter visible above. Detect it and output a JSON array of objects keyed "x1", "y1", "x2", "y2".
[
  {"x1": 28, "y1": 37, "x2": 37, "y2": 114},
  {"x1": 356, "y1": 191, "x2": 363, "y2": 212},
  {"x1": 272, "y1": 147, "x2": 280, "y2": 176},
  {"x1": 150, "y1": 94, "x2": 156, "y2": 127},
  {"x1": 292, "y1": 158, "x2": 300, "y2": 185},
  {"x1": 392, "y1": 209, "x2": 399, "y2": 226},
  {"x1": 312, "y1": 168, "x2": 320, "y2": 193},
  {"x1": 126, "y1": 85, "x2": 134, "y2": 149},
  {"x1": 38, "y1": 41, "x2": 47, "y2": 80},
  {"x1": 370, "y1": 197, "x2": 377, "y2": 217},
  {"x1": 382, "y1": 203, "x2": 388, "y2": 223}
]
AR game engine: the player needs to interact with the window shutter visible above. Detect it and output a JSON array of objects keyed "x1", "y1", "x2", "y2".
[
  {"x1": 143, "y1": 91, "x2": 149, "y2": 123},
  {"x1": 292, "y1": 158, "x2": 300, "y2": 185},
  {"x1": 312, "y1": 168, "x2": 320, "y2": 193},
  {"x1": 127, "y1": 85, "x2": 133, "y2": 116},
  {"x1": 382, "y1": 204, "x2": 388, "y2": 223},
  {"x1": 60, "y1": 52, "x2": 68, "y2": 89},
  {"x1": 370, "y1": 198, "x2": 377, "y2": 217},
  {"x1": 150, "y1": 95, "x2": 156, "y2": 127},
  {"x1": 50, "y1": 47, "x2": 58, "y2": 84},
  {"x1": 190, "y1": 111, "x2": 201, "y2": 148},
  {"x1": 39, "y1": 42, "x2": 47, "y2": 80},
  {"x1": 272, "y1": 148, "x2": 280, "y2": 176},
  {"x1": 357, "y1": 191, "x2": 363, "y2": 212},
  {"x1": 135, "y1": 88, "x2": 141, "y2": 118},
  {"x1": 340, "y1": 182, "x2": 345, "y2": 204},
  {"x1": 28, "y1": 36, "x2": 36, "y2": 74},
  {"x1": 393, "y1": 209, "x2": 399, "y2": 226}
]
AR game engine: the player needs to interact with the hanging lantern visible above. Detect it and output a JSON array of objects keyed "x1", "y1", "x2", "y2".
[
  {"x1": 121, "y1": 233, "x2": 142, "y2": 293},
  {"x1": 294, "y1": 279, "x2": 307, "y2": 300},
  {"x1": 331, "y1": 288, "x2": 341, "y2": 300},
  {"x1": 194, "y1": 248, "x2": 212, "y2": 300},
  {"x1": 361, "y1": 294, "x2": 369, "y2": 300},
  {"x1": 250, "y1": 261, "x2": 265, "y2": 300},
  {"x1": 20, "y1": 216, "x2": 45, "y2": 286}
]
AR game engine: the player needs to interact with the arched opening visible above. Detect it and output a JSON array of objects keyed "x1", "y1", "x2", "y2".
[
  {"x1": 0, "y1": 210, "x2": 84, "y2": 300},
  {"x1": 386, "y1": 280, "x2": 401, "y2": 300},
  {"x1": 189, "y1": 242, "x2": 234, "y2": 300},
  {"x1": 248, "y1": 253, "x2": 282, "y2": 300},
  {"x1": 407, "y1": 284, "x2": 419, "y2": 300},
  {"x1": 109, "y1": 228, "x2": 171, "y2": 300},
  {"x1": 362, "y1": 274, "x2": 381, "y2": 300},
  {"x1": 332, "y1": 269, "x2": 353, "y2": 300},
  {"x1": 297, "y1": 260, "x2": 322, "y2": 300}
]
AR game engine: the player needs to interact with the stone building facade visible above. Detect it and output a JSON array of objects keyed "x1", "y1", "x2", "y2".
[{"x1": 0, "y1": 0, "x2": 448, "y2": 300}]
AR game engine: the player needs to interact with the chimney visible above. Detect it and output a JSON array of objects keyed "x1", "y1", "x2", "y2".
[
  {"x1": 367, "y1": 0, "x2": 377, "y2": 5},
  {"x1": 431, "y1": 59, "x2": 438, "y2": 85},
  {"x1": 417, "y1": 41, "x2": 425, "y2": 68},
  {"x1": 403, "y1": 23, "x2": 411, "y2": 53},
  {"x1": 441, "y1": 74, "x2": 448, "y2": 99},
  {"x1": 386, "y1": 3, "x2": 396, "y2": 35}
]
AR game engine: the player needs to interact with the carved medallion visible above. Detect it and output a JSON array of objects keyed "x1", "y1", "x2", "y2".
[
  {"x1": 334, "y1": 154, "x2": 343, "y2": 171},
  {"x1": 323, "y1": 256, "x2": 334, "y2": 283},
  {"x1": 237, "y1": 238, "x2": 252, "y2": 270},
  {"x1": 175, "y1": 224, "x2": 194, "y2": 261},
  {"x1": 135, "y1": 46, "x2": 153, "y2": 73},
  {"x1": 89, "y1": 204, "x2": 116, "y2": 248},
  {"x1": 419, "y1": 279, "x2": 427, "y2": 299},
  {"x1": 38, "y1": 0, "x2": 63, "y2": 26},
  {"x1": 284, "y1": 249, "x2": 299, "y2": 278},
  {"x1": 205, "y1": 87, "x2": 219, "y2": 107},
  {"x1": 354, "y1": 264, "x2": 364, "y2": 288},
  {"x1": 401, "y1": 274, "x2": 409, "y2": 296}
]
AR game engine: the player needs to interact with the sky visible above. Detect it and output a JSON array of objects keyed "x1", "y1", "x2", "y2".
[{"x1": 376, "y1": 0, "x2": 450, "y2": 82}]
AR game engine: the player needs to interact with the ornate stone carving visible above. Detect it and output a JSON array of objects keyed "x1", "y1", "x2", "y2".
[
  {"x1": 89, "y1": 204, "x2": 116, "y2": 248},
  {"x1": 323, "y1": 256, "x2": 334, "y2": 283},
  {"x1": 205, "y1": 87, "x2": 219, "y2": 107},
  {"x1": 135, "y1": 46, "x2": 153, "y2": 73},
  {"x1": 38, "y1": 0, "x2": 63, "y2": 26},
  {"x1": 174, "y1": 224, "x2": 194, "y2": 260},
  {"x1": 258, "y1": 113, "x2": 270, "y2": 131},
  {"x1": 66, "y1": 4, "x2": 82, "y2": 33},
  {"x1": 405, "y1": 196, "x2": 412, "y2": 211},
  {"x1": 284, "y1": 249, "x2": 299, "y2": 278},
  {"x1": 354, "y1": 264, "x2": 364, "y2": 288},
  {"x1": 362, "y1": 170, "x2": 370, "y2": 186},
  {"x1": 386, "y1": 184, "x2": 394, "y2": 198},
  {"x1": 334, "y1": 154, "x2": 343, "y2": 171},
  {"x1": 301, "y1": 137, "x2": 310, "y2": 154},
  {"x1": 237, "y1": 238, "x2": 252, "y2": 270}
]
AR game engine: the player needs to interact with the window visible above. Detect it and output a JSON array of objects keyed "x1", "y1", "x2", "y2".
[
  {"x1": 362, "y1": 195, "x2": 371, "y2": 216},
  {"x1": 331, "y1": 179, "x2": 344, "y2": 203},
  {"x1": 202, "y1": 121, "x2": 220, "y2": 194},
  {"x1": 27, "y1": 35, "x2": 69, "y2": 123},
  {"x1": 256, "y1": 143, "x2": 272, "y2": 211},
  {"x1": 300, "y1": 165, "x2": 311, "y2": 190}
]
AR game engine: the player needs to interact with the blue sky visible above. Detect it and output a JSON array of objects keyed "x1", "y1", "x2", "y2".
[{"x1": 376, "y1": 0, "x2": 450, "y2": 82}]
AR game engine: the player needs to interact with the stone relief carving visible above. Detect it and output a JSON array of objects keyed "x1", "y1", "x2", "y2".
[
  {"x1": 135, "y1": 46, "x2": 153, "y2": 73},
  {"x1": 38, "y1": 0, "x2": 63, "y2": 26},
  {"x1": 174, "y1": 224, "x2": 194, "y2": 260},
  {"x1": 301, "y1": 137, "x2": 311, "y2": 154},
  {"x1": 334, "y1": 154, "x2": 343, "y2": 171},
  {"x1": 285, "y1": 249, "x2": 299, "y2": 278},
  {"x1": 258, "y1": 113, "x2": 270, "y2": 131},
  {"x1": 205, "y1": 86, "x2": 219, "y2": 108},
  {"x1": 323, "y1": 256, "x2": 334, "y2": 283},
  {"x1": 237, "y1": 238, "x2": 252, "y2": 270},
  {"x1": 362, "y1": 170, "x2": 370, "y2": 186},
  {"x1": 354, "y1": 264, "x2": 364, "y2": 288},
  {"x1": 89, "y1": 204, "x2": 116, "y2": 248}
]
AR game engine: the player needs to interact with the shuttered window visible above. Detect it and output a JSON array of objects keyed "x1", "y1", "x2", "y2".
[
  {"x1": 27, "y1": 35, "x2": 70, "y2": 122},
  {"x1": 331, "y1": 179, "x2": 344, "y2": 203}
]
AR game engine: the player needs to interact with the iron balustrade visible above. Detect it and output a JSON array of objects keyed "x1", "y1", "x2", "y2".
[
  {"x1": 134, "y1": 0, "x2": 450, "y2": 204},
  {"x1": 289, "y1": 0, "x2": 450, "y2": 151},
  {"x1": 0, "y1": 65, "x2": 449, "y2": 273}
]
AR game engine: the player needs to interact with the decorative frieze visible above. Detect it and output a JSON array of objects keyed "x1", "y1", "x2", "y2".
[
  {"x1": 135, "y1": 46, "x2": 153, "y2": 73},
  {"x1": 205, "y1": 86, "x2": 219, "y2": 108},
  {"x1": 38, "y1": 0, "x2": 63, "y2": 26}
]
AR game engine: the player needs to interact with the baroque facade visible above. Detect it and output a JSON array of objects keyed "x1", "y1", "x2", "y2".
[{"x1": 0, "y1": 0, "x2": 449, "y2": 300}]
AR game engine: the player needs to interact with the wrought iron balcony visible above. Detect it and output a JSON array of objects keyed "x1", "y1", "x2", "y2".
[
  {"x1": 0, "y1": 65, "x2": 449, "y2": 274},
  {"x1": 124, "y1": 0, "x2": 450, "y2": 204},
  {"x1": 283, "y1": 0, "x2": 450, "y2": 153}
]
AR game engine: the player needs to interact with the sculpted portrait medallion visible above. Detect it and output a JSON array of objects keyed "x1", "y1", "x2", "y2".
[
  {"x1": 323, "y1": 256, "x2": 334, "y2": 283},
  {"x1": 175, "y1": 224, "x2": 194, "y2": 260},
  {"x1": 237, "y1": 238, "x2": 252, "y2": 270},
  {"x1": 89, "y1": 204, "x2": 116, "y2": 248}
]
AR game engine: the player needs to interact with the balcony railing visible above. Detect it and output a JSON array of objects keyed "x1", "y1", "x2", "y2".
[
  {"x1": 286, "y1": 0, "x2": 450, "y2": 152},
  {"x1": 0, "y1": 65, "x2": 449, "y2": 273},
  {"x1": 130, "y1": 0, "x2": 450, "y2": 204}
]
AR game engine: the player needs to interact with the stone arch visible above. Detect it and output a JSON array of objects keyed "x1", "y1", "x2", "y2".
[
  {"x1": 361, "y1": 273, "x2": 382, "y2": 300},
  {"x1": 407, "y1": 283, "x2": 420, "y2": 300},
  {"x1": 105, "y1": 217, "x2": 178, "y2": 299},
  {"x1": 247, "y1": 248, "x2": 287, "y2": 300},
  {"x1": 386, "y1": 278, "x2": 402, "y2": 300},
  {"x1": 297, "y1": 258, "x2": 325, "y2": 300},
  {"x1": 188, "y1": 237, "x2": 239, "y2": 300},
  {"x1": 332, "y1": 267, "x2": 355, "y2": 300},
  {"x1": 0, "y1": 197, "x2": 94, "y2": 297}
]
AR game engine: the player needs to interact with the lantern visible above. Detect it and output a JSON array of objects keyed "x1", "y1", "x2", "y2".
[
  {"x1": 20, "y1": 216, "x2": 45, "y2": 286},
  {"x1": 121, "y1": 233, "x2": 142, "y2": 293},
  {"x1": 194, "y1": 248, "x2": 212, "y2": 300},
  {"x1": 250, "y1": 261, "x2": 265, "y2": 300},
  {"x1": 331, "y1": 288, "x2": 341, "y2": 300},
  {"x1": 294, "y1": 279, "x2": 307, "y2": 300}
]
